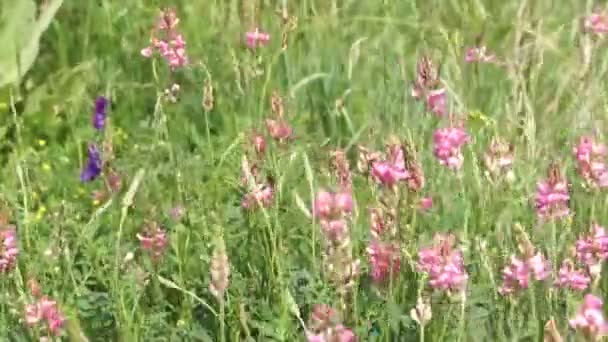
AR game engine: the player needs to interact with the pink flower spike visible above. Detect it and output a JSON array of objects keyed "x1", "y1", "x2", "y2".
[
  {"x1": 555, "y1": 259, "x2": 590, "y2": 291},
  {"x1": 417, "y1": 234, "x2": 468, "y2": 293},
  {"x1": 433, "y1": 126, "x2": 469, "y2": 170},
  {"x1": 573, "y1": 136, "x2": 608, "y2": 189},
  {"x1": 367, "y1": 240, "x2": 401, "y2": 283},
  {"x1": 575, "y1": 223, "x2": 608, "y2": 273},
  {"x1": 0, "y1": 227, "x2": 18, "y2": 273},
  {"x1": 136, "y1": 222, "x2": 168, "y2": 260},
  {"x1": 570, "y1": 294, "x2": 608, "y2": 340},
  {"x1": 584, "y1": 12, "x2": 608, "y2": 34},
  {"x1": 535, "y1": 164, "x2": 570, "y2": 220},
  {"x1": 426, "y1": 88, "x2": 447, "y2": 117},
  {"x1": 265, "y1": 118, "x2": 293, "y2": 142},
  {"x1": 24, "y1": 296, "x2": 65, "y2": 336},
  {"x1": 246, "y1": 28, "x2": 270, "y2": 49},
  {"x1": 498, "y1": 252, "x2": 550, "y2": 296}
]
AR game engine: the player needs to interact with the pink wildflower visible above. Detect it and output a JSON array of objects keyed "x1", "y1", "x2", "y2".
[
  {"x1": 242, "y1": 184, "x2": 274, "y2": 209},
  {"x1": 570, "y1": 294, "x2": 608, "y2": 341},
  {"x1": 370, "y1": 143, "x2": 409, "y2": 187},
  {"x1": 555, "y1": 259, "x2": 590, "y2": 291},
  {"x1": 464, "y1": 46, "x2": 496, "y2": 63},
  {"x1": 426, "y1": 88, "x2": 447, "y2": 117},
  {"x1": 411, "y1": 56, "x2": 441, "y2": 99},
  {"x1": 252, "y1": 133, "x2": 267, "y2": 156},
  {"x1": 499, "y1": 252, "x2": 550, "y2": 296},
  {"x1": 265, "y1": 118, "x2": 293, "y2": 143},
  {"x1": 141, "y1": 8, "x2": 188, "y2": 69},
  {"x1": 574, "y1": 136, "x2": 608, "y2": 188},
  {"x1": 584, "y1": 11, "x2": 608, "y2": 34},
  {"x1": 575, "y1": 223, "x2": 608, "y2": 273},
  {"x1": 0, "y1": 227, "x2": 18, "y2": 273},
  {"x1": 136, "y1": 221, "x2": 168, "y2": 260},
  {"x1": 433, "y1": 126, "x2": 469, "y2": 170},
  {"x1": 307, "y1": 305, "x2": 356, "y2": 342},
  {"x1": 367, "y1": 240, "x2": 401, "y2": 283},
  {"x1": 417, "y1": 234, "x2": 468, "y2": 292},
  {"x1": 535, "y1": 164, "x2": 570, "y2": 220},
  {"x1": 25, "y1": 296, "x2": 65, "y2": 336},
  {"x1": 246, "y1": 28, "x2": 270, "y2": 48},
  {"x1": 419, "y1": 197, "x2": 433, "y2": 211},
  {"x1": 313, "y1": 190, "x2": 353, "y2": 241}
]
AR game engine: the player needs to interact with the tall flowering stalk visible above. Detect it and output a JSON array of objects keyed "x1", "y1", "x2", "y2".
[
  {"x1": 313, "y1": 190, "x2": 360, "y2": 301},
  {"x1": 141, "y1": 8, "x2": 188, "y2": 69},
  {"x1": 573, "y1": 136, "x2": 608, "y2": 189},
  {"x1": 575, "y1": 223, "x2": 608, "y2": 278},
  {"x1": 209, "y1": 236, "x2": 231, "y2": 342},
  {"x1": 330, "y1": 150, "x2": 352, "y2": 191},
  {"x1": 417, "y1": 233, "x2": 468, "y2": 294},
  {"x1": 0, "y1": 224, "x2": 18, "y2": 273}
]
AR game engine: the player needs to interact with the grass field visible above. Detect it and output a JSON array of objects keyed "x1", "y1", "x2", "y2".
[{"x1": 2, "y1": 0, "x2": 608, "y2": 341}]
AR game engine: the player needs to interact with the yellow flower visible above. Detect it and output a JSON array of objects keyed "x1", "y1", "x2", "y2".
[
  {"x1": 38, "y1": 139, "x2": 46, "y2": 147},
  {"x1": 42, "y1": 163, "x2": 51, "y2": 172}
]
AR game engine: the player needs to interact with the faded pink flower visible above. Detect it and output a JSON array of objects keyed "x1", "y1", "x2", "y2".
[
  {"x1": 136, "y1": 221, "x2": 168, "y2": 260},
  {"x1": 535, "y1": 164, "x2": 570, "y2": 220},
  {"x1": 574, "y1": 136, "x2": 608, "y2": 188},
  {"x1": 265, "y1": 118, "x2": 293, "y2": 143},
  {"x1": 575, "y1": 223, "x2": 608, "y2": 272},
  {"x1": 555, "y1": 259, "x2": 590, "y2": 291},
  {"x1": 411, "y1": 56, "x2": 441, "y2": 100},
  {"x1": 464, "y1": 46, "x2": 496, "y2": 63},
  {"x1": 499, "y1": 252, "x2": 550, "y2": 296},
  {"x1": 0, "y1": 227, "x2": 18, "y2": 273},
  {"x1": 417, "y1": 234, "x2": 468, "y2": 292},
  {"x1": 251, "y1": 133, "x2": 267, "y2": 156},
  {"x1": 426, "y1": 88, "x2": 447, "y2": 117},
  {"x1": 368, "y1": 240, "x2": 401, "y2": 283},
  {"x1": 369, "y1": 207, "x2": 390, "y2": 238},
  {"x1": 570, "y1": 294, "x2": 608, "y2": 341},
  {"x1": 25, "y1": 296, "x2": 65, "y2": 336},
  {"x1": 242, "y1": 184, "x2": 274, "y2": 209},
  {"x1": 307, "y1": 306, "x2": 356, "y2": 342},
  {"x1": 484, "y1": 137, "x2": 515, "y2": 180},
  {"x1": 370, "y1": 144, "x2": 409, "y2": 187},
  {"x1": 584, "y1": 11, "x2": 608, "y2": 34},
  {"x1": 246, "y1": 28, "x2": 270, "y2": 48},
  {"x1": 433, "y1": 126, "x2": 469, "y2": 170}
]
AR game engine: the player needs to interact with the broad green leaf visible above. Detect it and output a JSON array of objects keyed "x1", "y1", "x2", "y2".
[{"x1": 0, "y1": 0, "x2": 64, "y2": 86}]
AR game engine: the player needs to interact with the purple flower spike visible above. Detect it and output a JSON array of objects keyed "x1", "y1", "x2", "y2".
[
  {"x1": 92, "y1": 96, "x2": 108, "y2": 131},
  {"x1": 80, "y1": 144, "x2": 102, "y2": 182}
]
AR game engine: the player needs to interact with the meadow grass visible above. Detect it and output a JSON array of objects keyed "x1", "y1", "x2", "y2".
[{"x1": 2, "y1": 0, "x2": 608, "y2": 341}]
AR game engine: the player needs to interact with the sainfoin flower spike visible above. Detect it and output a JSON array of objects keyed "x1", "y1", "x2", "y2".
[
  {"x1": 498, "y1": 232, "x2": 550, "y2": 296},
  {"x1": 417, "y1": 233, "x2": 468, "y2": 293},
  {"x1": 371, "y1": 143, "x2": 409, "y2": 187},
  {"x1": 141, "y1": 8, "x2": 188, "y2": 69},
  {"x1": 575, "y1": 223, "x2": 608, "y2": 277},
  {"x1": 433, "y1": 125, "x2": 469, "y2": 170},
  {"x1": 367, "y1": 240, "x2": 401, "y2": 283},
  {"x1": 0, "y1": 226, "x2": 18, "y2": 273},
  {"x1": 554, "y1": 259, "x2": 590, "y2": 291},
  {"x1": 535, "y1": 163, "x2": 570, "y2": 220},
  {"x1": 569, "y1": 294, "x2": 608, "y2": 340},
  {"x1": 584, "y1": 10, "x2": 608, "y2": 34},
  {"x1": 306, "y1": 305, "x2": 356, "y2": 342},
  {"x1": 136, "y1": 221, "x2": 168, "y2": 261},
  {"x1": 25, "y1": 296, "x2": 65, "y2": 337},
  {"x1": 573, "y1": 136, "x2": 608, "y2": 188}
]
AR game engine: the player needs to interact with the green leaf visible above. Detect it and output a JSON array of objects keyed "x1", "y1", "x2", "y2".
[{"x1": 0, "y1": 0, "x2": 64, "y2": 86}]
